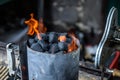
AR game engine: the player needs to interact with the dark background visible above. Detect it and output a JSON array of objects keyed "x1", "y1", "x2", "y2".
[{"x1": 0, "y1": 0, "x2": 118, "y2": 45}]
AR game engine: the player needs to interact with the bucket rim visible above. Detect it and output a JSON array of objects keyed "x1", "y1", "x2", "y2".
[{"x1": 27, "y1": 45, "x2": 80, "y2": 56}]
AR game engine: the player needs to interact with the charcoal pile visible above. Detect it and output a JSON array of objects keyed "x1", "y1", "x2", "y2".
[
  {"x1": 25, "y1": 13, "x2": 79, "y2": 54},
  {"x1": 27, "y1": 32, "x2": 78, "y2": 54},
  {"x1": 25, "y1": 13, "x2": 80, "y2": 80}
]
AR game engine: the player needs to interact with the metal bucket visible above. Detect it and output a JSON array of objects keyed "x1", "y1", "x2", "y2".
[{"x1": 27, "y1": 46, "x2": 80, "y2": 80}]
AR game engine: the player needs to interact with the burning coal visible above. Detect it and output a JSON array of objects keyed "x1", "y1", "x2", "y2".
[
  {"x1": 25, "y1": 13, "x2": 79, "y2": 53},
  {"x1": 25, "y1": 13, "x2": 47, "y2": 40}
]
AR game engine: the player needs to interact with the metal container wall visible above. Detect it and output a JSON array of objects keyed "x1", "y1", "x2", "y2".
[{"x1": 27, "y1": 46, "x2": 80, "y2": 80}]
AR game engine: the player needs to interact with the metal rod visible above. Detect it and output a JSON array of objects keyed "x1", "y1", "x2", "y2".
[
  {"x1": 38, "y1": 0, "x2": 44, "y2": 20},
  {"x1": 115, "y1": 38, "x2": 120, "y2": 41},
  {"x1": 79, "y1": 65, "x2": 111, "y2": 77},
  {"x1": 106, "y1": 69, "x2": 120, "y2": 77}
]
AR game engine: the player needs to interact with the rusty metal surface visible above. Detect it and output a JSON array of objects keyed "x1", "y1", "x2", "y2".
[
  {"x1": 78, "y1": 70, "x2": 108, "y2": 80},
  {"x1": 79, "y1": 61, "x2": 111, "y2": 80},
  {"x1": 79, "y1": 65, "x2": 111, "y2": 78}
]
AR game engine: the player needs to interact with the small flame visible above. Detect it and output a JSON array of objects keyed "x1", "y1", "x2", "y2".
[
  {"x1": 58, "y1": 36, "x2": 66, "y2": 42},
  {"x1": 38, "y1": 19, "x2": 47, "y2": 33},
  {"x1": 68, "y1": 33, "x2": 78, "y2": 52},
  {"x1": 25, "y1": 13, "x2": 47, "y2": 40}
]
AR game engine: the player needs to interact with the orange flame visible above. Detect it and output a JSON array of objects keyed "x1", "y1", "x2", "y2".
[
  {"x1": 58, "y1": 36, "x2": 66, "y2": 42},
  {"x1": 38, "y1": 19, "x2": 47, "y2": 33},
  {"x1": 25, "y1": 13, "x2": 47, "y2": 40},
  {"x1": 68, "y1": 33, "x2": 78, "y2": 53}
]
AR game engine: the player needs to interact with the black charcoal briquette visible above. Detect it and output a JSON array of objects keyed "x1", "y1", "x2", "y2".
[
  {"x1": 34, "y1": 33, "x2": 48, "y2": 41},
  {"x1": 59, "y1": 33, "x2": 67, "y2": 36},
  {"x1": 34, "y1": 36, "x2": 39, "y2": 42},
  {"x1": 40, "y1": 33, "x2": 48, "y2": 40},
  {"x1": 58, "y1": 42, "x2": 68, "y2": 51},
  {"x1": 48, "y1": 32, "x2": 58, "y2": 43},
  {"x1": 38, "y1": 40, "x2": 48, "y2": 51},
  {"x1": 49, "y1": 43, "x2": 59, "y2": 53},
  {"x1": 28, "y1": 39, "x2": 35, "y2": 47},
  {"x1": 66, "y1": 37, "x2": 72, "y2": 43},
  {"x1": 31, "y1": 43, "x2": 43, "y2": 52}
]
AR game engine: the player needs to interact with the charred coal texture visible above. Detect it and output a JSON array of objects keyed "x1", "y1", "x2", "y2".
[
  {"x1": 37, "y1": 40, "x2": 48, "y2": 51},
  {"x1": 28, "y1": 38, "x2": 35, "y2": 46},
  {"x1": 48, "y1": 32, "x2": 58, "y2": 43},
  {"x1": 28, "y1": 32, "x2": 76, "y2": 54},
  {"x1": 49, "y1": 43, "x2": 59, "y2": 53},
  {"x1": 40, "y1": 33, "x2": 48, "y2": 40},
  {"x1": 58, "y1": 42, "x2": 68, "y2": 51},
  {"x1": 31, "y1": 43, "x2": 43, "y2": 52}
]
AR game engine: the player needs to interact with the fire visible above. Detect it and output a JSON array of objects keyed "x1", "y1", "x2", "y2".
[
  {"x1": 25, "y1": 13, "x2": 47, "y2": 40},
  {"x1": 38, "y1": 19, "x2": 47, "y2": 33},
  {"x1": 25, "y1": 13, "x2": 78, "y2": 53},
  {"x1": 58, "y1": 33, "x2": 78, "y2": 53},
  {"x1": 68, "y1": 33, "x2": 78, "y2": 53},
  {"x1": 58, "y1": 36, "x2": 66, "y2": 42}
]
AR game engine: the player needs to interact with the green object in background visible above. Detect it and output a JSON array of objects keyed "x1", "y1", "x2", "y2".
[
  {"x1": 107, "y1": 0, "x2": 120, "y2": 25},
  {"x1": 0, "y1": 0, "x2": 11, "y2": 5}
]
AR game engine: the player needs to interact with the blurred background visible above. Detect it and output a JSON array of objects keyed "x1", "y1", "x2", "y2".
[{"x1": 0, "y1": 0, "x2": 119, "y2": 61}]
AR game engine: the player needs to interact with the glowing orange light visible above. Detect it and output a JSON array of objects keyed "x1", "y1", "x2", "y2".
[
  {"x1": 25, "y1": 13, "x2": 47, "y2": 40},
  {"x1": 67, "y1": 33, "x2": 78, "y2": 53},
  {"x1": 58, "y1": 36, "x2": 66, "y2": 42}
]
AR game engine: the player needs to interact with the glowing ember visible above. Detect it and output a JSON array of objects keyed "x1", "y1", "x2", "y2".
[
  {"x1": 58, "y1": 36, "x2": 66, "y2": 42},
  {"x1": 68, "y1": 33, "x2": 78, "y2": 53},
  {"x1": 25, "y1": 13, "x2": 78, "y2": 53},
  {"x1": 25, "y1": 13, "x2": 47, "y2": 40}
]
